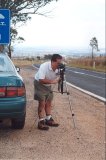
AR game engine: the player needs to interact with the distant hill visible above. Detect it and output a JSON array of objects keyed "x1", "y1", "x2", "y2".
[{"x1": 12, "y1": 45, "x2": 105, "y2": 58}]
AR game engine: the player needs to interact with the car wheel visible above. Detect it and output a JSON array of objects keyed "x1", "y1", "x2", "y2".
[{"x1": 11, "y1": 115, "x2": 25, "y2": 129}]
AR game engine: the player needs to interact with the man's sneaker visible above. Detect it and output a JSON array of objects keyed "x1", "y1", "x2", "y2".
[
  {"x1": 38, "y1": 120, "x2": 49, "y2": 130},
  {"x1": 45, "y1": 117, "x2": 59, "y2": 127}
]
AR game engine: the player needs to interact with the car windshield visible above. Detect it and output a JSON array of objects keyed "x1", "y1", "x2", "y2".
[{"x1": 0, "y1": 55, "x2": 15, "y2": 72}]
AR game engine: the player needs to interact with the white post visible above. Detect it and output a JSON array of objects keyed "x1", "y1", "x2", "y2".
[{"x1": 93, "y1": 61, "x2": 95, "y2": 69}]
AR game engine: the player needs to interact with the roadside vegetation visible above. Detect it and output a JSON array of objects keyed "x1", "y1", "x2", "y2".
[
  {"x1": 12, "y1": 54, "x2": 51, "y2": 66},
  {"x1": 12, "y1": 58, "x2": 44, "y2": 67},
  {"x1": 67, "y1": 56, "x2": 106, "y2": 72}
]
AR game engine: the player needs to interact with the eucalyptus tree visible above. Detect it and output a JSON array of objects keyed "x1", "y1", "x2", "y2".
[{"x1": 90, "y1": 37, "x2": 99, "y2": 59}]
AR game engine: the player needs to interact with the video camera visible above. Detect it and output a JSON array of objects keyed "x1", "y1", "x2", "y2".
[{"x1": 58, "y1": 63, "x2": 65, "y2": 72}]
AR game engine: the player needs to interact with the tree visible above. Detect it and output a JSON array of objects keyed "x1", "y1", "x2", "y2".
[
  {"x1": 37, "y1": 56, "x2": 41, "y2": 60},
  {"x1": 0, "y1": 0, "x2": 58, "y2": 57},
  {"x1": 44, "y1": 54, "x2": 52, "y2": 59},
  {"x1": 90, "y1": 37, "x2": 99, "y2": 68},
  {"x1": 90, "y1": 37, "x2": 99, "y2": 59}
]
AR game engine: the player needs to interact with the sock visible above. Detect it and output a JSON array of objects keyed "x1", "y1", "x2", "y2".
[
  {"x1": 39, "y1": 118, "x2": 45, "y2": 122},
  {"x1": 46, "y1": 115, "x2": 52, "y2": 120}
]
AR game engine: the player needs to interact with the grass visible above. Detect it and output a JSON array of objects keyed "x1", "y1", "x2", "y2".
[
  {"x1": 12, "y1": 58, "x2": 45, "y2": 67},
  {"x1": 67, "y1": 56, "x2": 106, "y2": 73}
]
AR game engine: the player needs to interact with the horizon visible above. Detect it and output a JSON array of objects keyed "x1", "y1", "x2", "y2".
[{"x1": 12, "y1": 45, "x2": 105, "y2": 57}]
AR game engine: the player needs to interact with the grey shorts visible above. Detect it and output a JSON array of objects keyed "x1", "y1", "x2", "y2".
[{"x1": 34, "y1": 80, "x2": 53, "y2": 101}]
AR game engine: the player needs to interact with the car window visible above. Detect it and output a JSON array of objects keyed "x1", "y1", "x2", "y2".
[{"x1": 0, "y1": 56, "x2": 15, "y2": 72}]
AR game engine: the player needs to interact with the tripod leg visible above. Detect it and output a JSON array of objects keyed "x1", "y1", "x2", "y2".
[{"x1": 64, "y1": 75, "x2": 76, "y2": 128}]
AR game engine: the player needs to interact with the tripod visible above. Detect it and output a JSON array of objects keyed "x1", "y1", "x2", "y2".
[{"x1": 57, "y1": 70, "x2": 76, "y2": 129}]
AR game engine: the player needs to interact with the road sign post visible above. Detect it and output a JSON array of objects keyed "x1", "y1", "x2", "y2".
[{"x1": 0, "y1": 9, "x2": 10, "y2": 44}]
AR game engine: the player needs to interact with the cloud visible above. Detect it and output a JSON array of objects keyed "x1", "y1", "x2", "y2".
[{"x1": 0, "y1": 14, "x2": 5, "y2": 19}]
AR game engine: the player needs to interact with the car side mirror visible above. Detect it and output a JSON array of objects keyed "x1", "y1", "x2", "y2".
[{"x1": 16, "y1": 66, "x2": 20, "y2": 73}]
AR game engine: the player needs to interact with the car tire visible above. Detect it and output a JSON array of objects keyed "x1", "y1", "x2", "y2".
[{"x1": 11, "y1": 115, "x2": 25, "y2": 129}]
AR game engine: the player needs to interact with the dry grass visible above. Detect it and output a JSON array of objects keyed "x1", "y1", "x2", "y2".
[
  {"x1": 67, "y1": 56, "x2": 106, "y2": 72},
  {"x1": 12, "y1": 58, "x2": 45, "y2": 67}
]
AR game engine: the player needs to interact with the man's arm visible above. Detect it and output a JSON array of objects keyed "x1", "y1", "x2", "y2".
[{"x1": 39, "y1": 77, "x2": 60, "y2": 84}]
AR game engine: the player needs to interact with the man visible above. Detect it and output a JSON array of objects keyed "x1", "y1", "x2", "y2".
[{"x1": 34, "y1": 54, "x2": 63, "y2": 130}]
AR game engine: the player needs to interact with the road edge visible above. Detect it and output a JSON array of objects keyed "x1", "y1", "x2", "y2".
[{"x1": 67, "y1": 82, "x2": 106, "y2": 103}]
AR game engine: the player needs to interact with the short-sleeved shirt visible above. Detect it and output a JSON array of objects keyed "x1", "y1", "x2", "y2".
[{"x1": 35, "y1": 61, "x2": 58, "y2": 86}]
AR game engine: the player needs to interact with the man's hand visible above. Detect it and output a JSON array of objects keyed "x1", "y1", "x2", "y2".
[{"x1": 51, "y1": 77, "x2": 60, "y2": 84}]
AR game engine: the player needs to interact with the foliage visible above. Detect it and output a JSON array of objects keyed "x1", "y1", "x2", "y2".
[
  {"x1": 90, "y1": 37, "x2": 99, "y2": 60},
  {"x1": 0, "y1": 0, "x2": 57, "y2": 23},
  {"x1": 37, "y1": 56, "x2": 40, "y2": 60},
  {"x1": 90, "y1": 37, "x2": 98, "y2": 50},
  {"x1": 44, "y1": 54, "x2": 53, "y2": 59},
  {"x1": 11, "y1": 27, "x2": 25, "y2": 43}
]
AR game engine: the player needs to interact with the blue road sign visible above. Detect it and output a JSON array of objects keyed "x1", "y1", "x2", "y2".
[{"x1": 0, "y1": 9, "x2": 10, "y2": 44}]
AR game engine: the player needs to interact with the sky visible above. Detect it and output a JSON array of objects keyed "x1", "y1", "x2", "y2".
[{"x1": 16, "y1": 0, "x2": 105, "y2": 51}]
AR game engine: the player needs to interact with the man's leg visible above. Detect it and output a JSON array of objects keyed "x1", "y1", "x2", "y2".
[
  {"x1": 38, "y1": 100, "x2": 46, "y2": 119},
  {"x1": 45, "y1": 100, "x2": 52, "y2": 116},
  {"x1": 45, "y1": 100, "x2": 59, "y2": 127},
  {"x1": 38, "y1": 100, "x2": 49, "y2": 130}
]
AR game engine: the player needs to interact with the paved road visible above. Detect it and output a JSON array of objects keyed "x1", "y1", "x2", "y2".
[
  {"x1": 33, "y1": 64, "x2": 106, "y2": 98},
  {"x1": 65, "y1": 67, "x2": 106, "y2": 98}
]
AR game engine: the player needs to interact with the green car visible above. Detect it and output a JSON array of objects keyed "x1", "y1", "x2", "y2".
[{"x1": 0, "y1": 53, "x2": 26, "y2": 129}]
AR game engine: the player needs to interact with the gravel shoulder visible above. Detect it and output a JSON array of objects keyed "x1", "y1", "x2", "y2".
[{"x1": 0, "y1": 65, "x2": 105, "y2": 160}]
